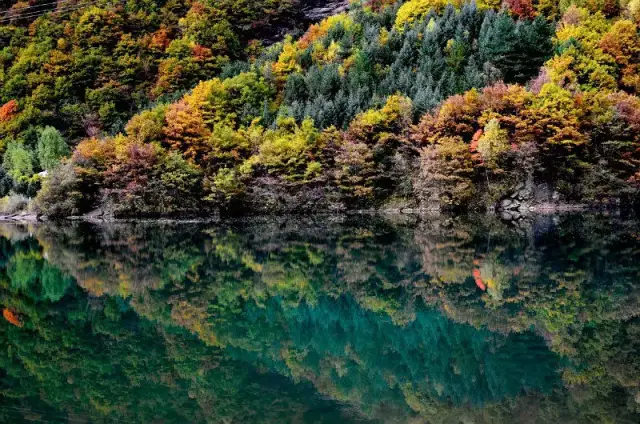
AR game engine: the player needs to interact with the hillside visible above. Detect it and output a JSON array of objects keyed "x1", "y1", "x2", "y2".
[{"x1": 1, "y1": 0, "x2": 640, "y2": 217}]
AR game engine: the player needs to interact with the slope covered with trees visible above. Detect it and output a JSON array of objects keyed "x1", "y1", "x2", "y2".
[{"x1": 1, "y1": 0, "x2": 640, "y2": 216}]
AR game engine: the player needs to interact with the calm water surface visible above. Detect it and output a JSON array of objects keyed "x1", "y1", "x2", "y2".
[{"x1": 0, "y1": 215, "x2": 639, "y2": 423}]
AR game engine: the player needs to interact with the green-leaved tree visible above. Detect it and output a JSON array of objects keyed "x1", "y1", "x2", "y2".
[
  {"x1": 3, "y1": 141, "x2": 34, "y2": 180},
  {"x1": 36, "y1": 126, "x2": 69, "y2": 171}
]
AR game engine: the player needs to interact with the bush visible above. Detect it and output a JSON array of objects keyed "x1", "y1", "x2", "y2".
[
  {"x1": 257, "y1": 117, "x2": 320, "y2": 181},
  {"x1": 0, "y1": 193, "x2": 31, "y2": 215},
  {"x1": 35, "y1": 162, "x2": 83, "y2": 217},
  {"x1": 101, "y1": 146, "x2": 203, "y2": 217},
  {"x1": 156, "y1": 152, "x2": 203, "y2": 214},
  {"x1": 13, "y1": 175, "x2": 41, "y2": 197},
  {"x1": 0, "y1": 167, "x2": 13, "y2": 197},
  {"x1": 414, "y1": 137, "x2": 475, "y2": 210},
  {"x1": 205, "y1": 167, "x2": 246, "y2": 207}
]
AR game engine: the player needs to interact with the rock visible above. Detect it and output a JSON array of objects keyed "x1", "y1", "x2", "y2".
[
  {"x1": 500, "y1": 210, "x2": 523, "y2": 221},
  {"x1": 501, "y1": 211, "x2": 515, "y2": 220},
  {"x1": 500, "y1": 198, "x2": 526, "y2": 211},
  {"x1": 303, "y1": 0, "x2": 350, "y2": 20},
  {"x1": 84, "y1": 208, "x2": 106, "y2": 219},
  {"x1": 533, "y1": 183, "x2": 552, "y2": 203}
]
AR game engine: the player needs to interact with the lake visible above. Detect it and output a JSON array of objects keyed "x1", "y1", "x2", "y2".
[{"x1": 0, "y1": 214, "x2": 639, "y2": 423}]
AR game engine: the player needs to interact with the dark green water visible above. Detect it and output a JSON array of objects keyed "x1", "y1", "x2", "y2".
[{"x1": 0, "y1": 214, "x2": 639, "y2": 423}]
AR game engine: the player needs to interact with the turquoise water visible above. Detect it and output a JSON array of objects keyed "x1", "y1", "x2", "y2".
[{"x1": 0, "y1": 215, "x2": 638, "y2": 423}]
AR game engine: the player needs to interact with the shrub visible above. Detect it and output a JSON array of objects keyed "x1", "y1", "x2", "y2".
[
  {"x1": 35, "y1": 162, "x2": 84, "y2": 217},
  {"x1": 157, "y1": 152, "x2": 203, "y2": 214},
  {"x1": 0, "y1": 193, "x2": 30, "y2": 215},
  {"x1": 257, "y1": 117, "x2": 320, "y2": 181},
  {"x1": 414, "y1": 137, "x2": 475, "y2": 210},
  {"x1": 13, "y1": 175, "x2": 41, "y2": 197},
  {"x1": 205, "y1": 167, "x2": 246, "y2": 208},
  {"x1": 125, "y1": 106, "x2": 167, "y2": 144},
  {"x1": 0, "y1": 167, "x2": 13, "y2": 197}
]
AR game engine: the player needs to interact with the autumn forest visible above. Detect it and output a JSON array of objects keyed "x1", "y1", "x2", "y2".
[{"x1": 0, "y1": 0, "x2": 638, "y2": 217}]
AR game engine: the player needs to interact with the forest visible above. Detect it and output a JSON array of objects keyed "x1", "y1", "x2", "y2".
[{"x1": 0, "y1": 0, "x2": 640, "y2": 216}]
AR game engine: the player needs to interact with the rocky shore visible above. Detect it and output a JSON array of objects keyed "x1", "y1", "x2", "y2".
[
  {"x1": 0, "y1": 203, "x2": 625, "y2": 224},
  {"x1": 495, "y1": 182, "x2": 592, "y2": 221}
]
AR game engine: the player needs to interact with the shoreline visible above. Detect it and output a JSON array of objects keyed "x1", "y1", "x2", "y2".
[{"x1": 0, "y1": 203, "x2": 630, "y2": 224}]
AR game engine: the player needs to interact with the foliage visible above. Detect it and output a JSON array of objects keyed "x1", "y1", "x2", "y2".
[
  {"x1": 256, "y1": 117, "x2": 321, "y2": 181},
  {"x1": 477, "y1": 118, "x2": 509, "y2": 169},
  {"x1": 36, "y1": 126, "x2": 69, "y2": 170},
  {"x1": 415, "y1": 136, "x2": 475, "y2": 209},
  {"x1": 271, "y1": 3, "x2": 553, "y2": 130},
  {"x1": 125, "y1": 106, "x2": 167, "y2": 144},
  {"x1": 163, "y1": 100, "x2": 211, "y2": 162},
  {"x1": 102, "y1": 141, "x2": 203, "y2": 216},
  {"x1": 0, "y1": 193, "x2": 29, "y2": 214},
  {"x1": 35, "y1": 161, "x2": 83, "y2": 217},
  {"x1": 0, "y1": 166, "x2": 13, "y2": 197},
  {"x1": 395, "y1": 0, "x2": 463, "y2": 29},
  {"x1": 1, "y1": 1, "x2": 639, "y2": 215},
  {"x1": 411, "y1": 79, "x2": 640, "y2": 207},
  {"x1": 0, "y1": 0, "x2": 306, "y2": 142},
  {"x1": 2, "y1": 141, "x2": 33, "y2": 180}
]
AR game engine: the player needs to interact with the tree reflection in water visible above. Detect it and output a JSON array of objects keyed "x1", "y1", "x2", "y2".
[{"x1": 0, "y1": 214, "x2": 639, "y2": 423}]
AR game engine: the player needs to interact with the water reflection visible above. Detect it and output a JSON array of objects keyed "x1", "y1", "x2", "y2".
[{"x1": 0, "y1": 215, "x2": 639, "y2": 423}]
